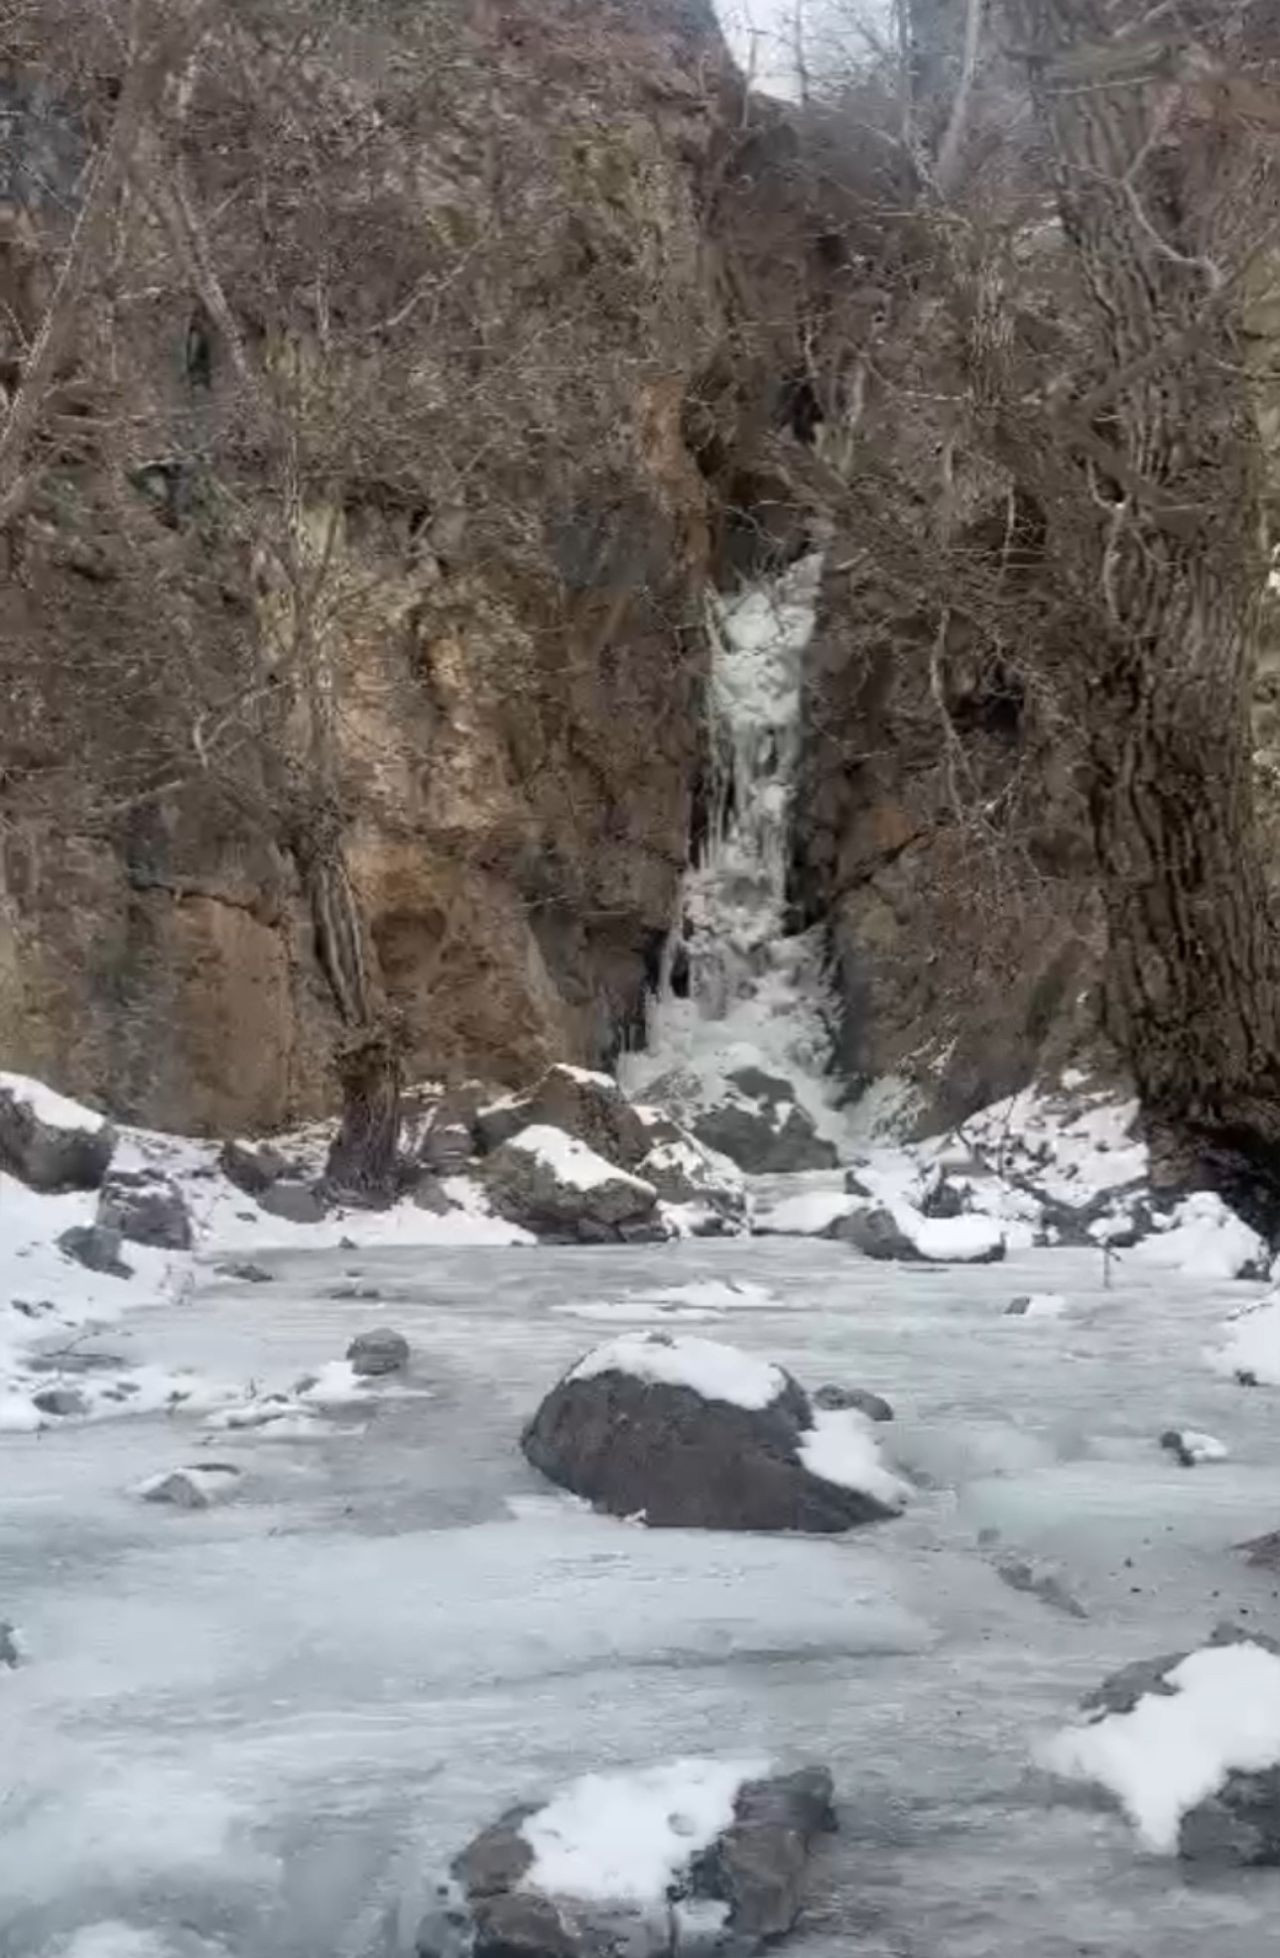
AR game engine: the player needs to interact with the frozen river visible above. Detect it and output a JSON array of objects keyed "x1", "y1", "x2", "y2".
[{"x1": 4, "y1": 1233, "x2": 1279, "y2": 1957}]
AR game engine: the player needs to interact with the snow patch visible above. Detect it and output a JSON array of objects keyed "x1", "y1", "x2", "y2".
[
  {"x1": 756, "y1": 1189, "x2": 855, "y2": 1236},
  {"x1": 509, "y1": 1126, "x2": 654, "y2": 1196},
  {"x1": 520, "y1": 1757, "x2": 767, "y2": 1903},
  {"x1": 798, "y1": 1409, "x2": 909, "y2": 1510},
  {"x1": 1041, "y1": 1641, "x2": 1280, "y2": 1852},
  {"x1": 1128, "y1": 1192, "x2": 1266, "y2": 1281},
  {"x1": 1210, "y1": 1295, "x2": 1280, "y2": 1385},
  {"x1": 569, "y1": 1333, "x2": 786, "y2": 1411},
  {"x1": 0, "y1": 1070, "x2": 109, "y2": 1133}
]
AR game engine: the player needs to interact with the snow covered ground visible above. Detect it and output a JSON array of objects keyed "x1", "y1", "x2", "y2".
[{"x1": 5, "y1": 1231, "x2": 1280, "y2": 1956}]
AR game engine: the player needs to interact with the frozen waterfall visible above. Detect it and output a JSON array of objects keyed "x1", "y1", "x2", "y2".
[{"x1": 619, "y1": 554, "x2": 842, "y2": 1141}]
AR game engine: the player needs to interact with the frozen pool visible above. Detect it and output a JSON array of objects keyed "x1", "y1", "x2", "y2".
[{"x1": 3, "y1": 1233, "x2": 1280, "y2": 1956}]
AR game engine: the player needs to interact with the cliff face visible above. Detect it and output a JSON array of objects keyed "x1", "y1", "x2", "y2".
[{"x1": 0, "y1": 0, "x2": 740, "y2": 1131}]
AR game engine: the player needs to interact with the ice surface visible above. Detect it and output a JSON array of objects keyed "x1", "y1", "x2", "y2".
[
  {"x1": 568, "y1": 1332, "x2": 786, "y2": 1409},
  {"x1": 797, "y1": 1409, "x2": 909, "y2": 1509},
  {"x1": 1042, "y1": 1641, "x2": 1280, "y2": 1851},
  {"x1": 4, "y1": 1233, "x2": 1280, "y2": 1956},
  {"x1": 520, "y1": 1757, "x2": 765, "y2": 1902}
]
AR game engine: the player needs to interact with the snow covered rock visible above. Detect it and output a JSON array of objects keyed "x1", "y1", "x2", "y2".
[
  {"x1": 417, "y1": 1759, "x2": 836, "y2": 1958},
  {"x1": 1005, "y1": 1293, "x2": 1067, "y2": 1320},
  {"x1": 691, "y1": 1068, "x2": 836, "y2": 1176},
  {"x1": 635, "y1": 1130, "x2": 747, "y2": 1235},
  {"x1": 828, "y1": 1205, "x2": 924, "y2": 1262},
  {"x1": 478, "y1": 1064, "x2": 649, "y2": 1170},
  {"x1": 1160, "y1": 1428, "x2": 1228, "y2": 1467},
  {"x1": 1211, "y1": 1294, "x2": 1280, "y2": 1386},
  {"x1": 0, "y1": 1073, "x2": 115, "y2": 1192},
  {"x1": 522, "y1": 1333, "x2": 906, "y2": 1531},
  {"x1": 484, "y1": 1126, "x2": 663, "y2": 1243},
  {"x1": 137, "y1": 1464, "x2": 242, "y2": 1509},
  {"x1": 97, "y1": 1169, "x2": 193, "y2": 1250},
  {"x1": 833, "y1": 1202, "x2": 1005, "y2": 1264},
  {"x1": 812, "y1": 1384, "x2": 893, "y2": 1422},
  {"x1": 346, "y1": 1327, "x2": 410, "y2": 1376},
  {"x1": 217, "y1": 1137, "x2": 290, "y2": 1197},
  {"x1": 1043, "y1": 1628, "x2": 1280, "y2": 1862},
  {"x1": 57, "y1": 1222, "x2": 132, "y2": 1278}
]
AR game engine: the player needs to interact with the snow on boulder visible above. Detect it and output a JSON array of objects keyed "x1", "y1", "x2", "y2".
[
  {"x1": 416, "y1": 1759, "x2": 837, "y2": 1958},
  {"x1": 635, "y1": 1130, "x2": 747, "y2": 1235},
  {"x1": 1041, "y1": 1629, "x2": 1280, "y2": 1863},
  {"x1": 484, "y1": 1125, "x2": 663, "y2": 1243},
  {"x1": 521, "y1": 1332, "x2": 906, "y2": 1531},
  {"x1": 477, "y1": 1064, "x2": 648, "y2": 1169},
  {"x1": 97, "y1": 1168, "x2": 193, "y2": 1250},
  {"x1": 832, "y1": 1201, "x2": 1005, "y2": 1264},
  {"x1": 0, "y1": 1072, "x2": 116, "y2": 1192},
  {"x1": 1160, "y1": 1428, "x2": 1228, "y2": 1467},
  {"x1": 136, "y1": 1464, "x2": 242, "y2": 1509},
  {"x1": 1005, "y1": 1293, "x2": 1067, "y2": 1320},
  {"x1": 1210, "y1": 1294, "x2": 1280, "y2": 1386},
  {"x1": 1126, "y1": 1191, "x2": 1267, "y2": 1281}
]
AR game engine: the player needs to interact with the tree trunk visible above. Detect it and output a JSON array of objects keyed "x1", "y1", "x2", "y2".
[
  {"x1": 324, "y1": 1021, "x2": 404, "y2": 1205},
  {"x1": 1007, "y1": 0, "x2": 1280, "y2": 1224}
]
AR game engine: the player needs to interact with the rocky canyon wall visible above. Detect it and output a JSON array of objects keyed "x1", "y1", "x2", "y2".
[{"x1": 0, "y1": 0, "x2": 747, "y2": 1131}]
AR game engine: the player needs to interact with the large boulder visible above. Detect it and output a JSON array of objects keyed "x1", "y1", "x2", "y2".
[
  {"x1": 828, "y1": 1205, "x2": 924, "y2": 1262},
  {"x1": 522, "y1": 1332, "x2": 905, "y2": 1531},
  {"x1": 478, "y1": 1064, "x2": 649, "y2": 1169},
  {"x1": 0, "y1": 1076, "x2": 116, "y2": 1192},
  {"x1": 635, "y1": 1128, "x2": 747, "y2": 1235},
  {"x1": 97, "y1": 1169, "x2": 193, "y2": 1250},
  {"x1": 831, "y1": 1201, "x2": 1006, "y2": 1264},
  {"x1": 417, "y1": 1760, "x2": 836, "y2": 1958},
  {"x1": 691, "y1": 1070, "x2": 837, "y2": 1175},
  {"x1": 484, "y1": 1125, "x2": 662, "y2": 1243}
]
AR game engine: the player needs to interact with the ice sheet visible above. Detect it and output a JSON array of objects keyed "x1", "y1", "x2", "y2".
[{"x1": 3, "y1": 1235, "x2": 1279, "y2": 1957}]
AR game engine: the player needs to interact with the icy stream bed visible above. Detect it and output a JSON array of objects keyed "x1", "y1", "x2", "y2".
[{"x1": 5, "y1": 1235, "x2": 1280, "y2": 1957}]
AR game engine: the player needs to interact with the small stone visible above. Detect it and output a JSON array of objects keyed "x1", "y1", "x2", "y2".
[
  {"x1": 346, "y1": 1327, "x2": 410, "y2": 1376},
  {"x1": 31, "y1": 1386, "x2": 88, "y2": 1418},
  {"x1": 215, "y1": 1259, "x2": 274, "y2": 1284},
  {"x1": 812, "y1": 1384, "x2": 894, "y2": 1422},
  {"x1": 1005, "y1": 1296, "x2": 1031, "y2": 1316},
  {"x1": 328, "y1": 1283, "x2": 383, "y2": 1302},
  {"x1": 0, "y1": 1622, "x2": 21, "y2": 1668}
]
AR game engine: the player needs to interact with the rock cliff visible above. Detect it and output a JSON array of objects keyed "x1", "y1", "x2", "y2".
[{"x1": 0, "y1": 0, "x2": 744, "y2": 1130}]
